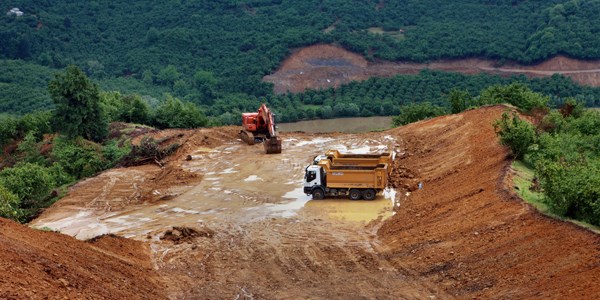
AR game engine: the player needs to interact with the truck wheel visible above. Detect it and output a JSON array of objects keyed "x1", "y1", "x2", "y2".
[
  {"x1": 349, "y1": 189, "x2": 362, "y2": 200},
  {"x1": 312, "y1": 189, "x2": 324, "y2": 200},
  {"x1": 362, "y1": 189, "x2": 376, "y2": 200}
]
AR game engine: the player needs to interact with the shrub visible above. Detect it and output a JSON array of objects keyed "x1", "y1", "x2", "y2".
[
  {"x1": 493, "y1": 112, "x2": 537, "y2": 159},
  {"x1": 51, "y1": 137, "x2": 105, "y2": 178},
  {"x1": 0, "y1": 116, "x2": 18, "y2": 147},
  {"x1": 0, "y1": 183, "x2": 24, "y2": 222},
  {"x1": 120, "y1": 94, "x2": 150, "y2": 124},
  {"x1": 153, "y1": 95, "x2": 208, "y2": 128},
  {"x1": 480, "y1": 83, "x2": 549, "y2": 112},
  {"x1": 0, "y1": 163, "x2": 56, "y2": 208},
  {"x1": 536, "y1": 159, "x2": 600, "y2": 226},
  {"x1": 393, "y1": 102, "x2": 447, "y2": 126},
  {"x1": 102, "y1": 140, "x2": 131, "y2": 167}
]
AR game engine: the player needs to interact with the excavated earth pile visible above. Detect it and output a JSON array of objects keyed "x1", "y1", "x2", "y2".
[
  {"x1": 0, "y1": 218, "x2": 165, "y2": 299},
  {"x1": 379, "y1": 105, "x2": 600, "y2": 299}
]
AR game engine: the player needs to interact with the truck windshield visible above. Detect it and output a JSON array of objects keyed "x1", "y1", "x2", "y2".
[{"x1": 306, "y1": 171, "x2": 316, "y2": 182}]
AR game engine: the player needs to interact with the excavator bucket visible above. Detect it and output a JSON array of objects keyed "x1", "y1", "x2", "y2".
[{"x1": 264, "y1": 137, "x2": 282, "y2": 154}]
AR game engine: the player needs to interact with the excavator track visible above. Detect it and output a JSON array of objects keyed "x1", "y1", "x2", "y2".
[{"x1": 239, "y1": 130, "x2": 255, "y2": 145}]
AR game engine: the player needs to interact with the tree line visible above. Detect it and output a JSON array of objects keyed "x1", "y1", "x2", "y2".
[{"x1": 3, "y1": 0, "x2": 600, "y2": 115}]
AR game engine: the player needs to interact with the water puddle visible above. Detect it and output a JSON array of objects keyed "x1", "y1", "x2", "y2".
[
  {"x1": 295, "y1": 137, "x2": 336, "y2": 147},
  {"x1": 304, "y1": 188, "x2": 397, "y2": 222},
  {"x1": 243, "y1": 175, "x2": 262, "y2": 182}
]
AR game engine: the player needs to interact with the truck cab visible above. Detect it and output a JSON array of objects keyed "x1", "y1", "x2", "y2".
[
  {"x1": 312, "y1": 154, "x2": 329, "y2": 165},
  {"x1": 304, "y1": 165, "x2": 325, "y2": 197}
]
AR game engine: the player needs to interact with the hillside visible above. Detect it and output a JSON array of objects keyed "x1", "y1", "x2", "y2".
[
  {"x1": 380, "y1": 106, "x2": 600, "y2": 298},
  {"x1": 265, "y1": 44, "x2": 600, "y2": 93},
  {"x1": 0, "y1": 218, "x2": 165, "y2": 299},
  {"x1": 23, "y1": 106, "x2": 600, "y2": 298},
  {"x1": 3, "y1": 0, "x2": 600, "y2": 116}
]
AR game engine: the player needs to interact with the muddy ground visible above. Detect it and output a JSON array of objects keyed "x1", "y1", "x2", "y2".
[
  {"x1": 263, "y1": 44, "x2": 600, "y2": 94},
  {"x1": 21, "y1": 106, "x2": 600, "y2": 299}
]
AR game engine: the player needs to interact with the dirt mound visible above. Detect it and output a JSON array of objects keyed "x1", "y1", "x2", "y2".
[
  {"x1": 160, "y1": 226, "x2": 214, "y2": 244},
  {"x1": 263, "y1": 44, "x2": 600, "y2": 93},
  {"x1": 0, "y1": 218, "x2": 164, "y2": 299},
  {"x1": 379, "y1": 105, "x2": 600, "y2": 299}
]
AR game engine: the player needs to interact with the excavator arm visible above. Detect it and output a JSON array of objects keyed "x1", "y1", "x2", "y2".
[{"x1": 258, "y1": 104, "x2": 282, "y2": 154}]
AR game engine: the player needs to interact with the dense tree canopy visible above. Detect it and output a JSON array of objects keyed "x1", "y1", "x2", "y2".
[{"x1": 2, "y1": 0, "x2": 600, "y2": 119}]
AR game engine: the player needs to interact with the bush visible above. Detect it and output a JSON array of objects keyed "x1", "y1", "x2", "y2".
[
  {"x1": 0, "y1": 183, "x2": 24, "y2": 222},
  {"x1": 536, "y1": 159, "x2": 600, "y2": 226},
  {"x1": 393, "y1": 102, "x2": 447, "y2": 126},
  {"x1": 153, "y1": 95, "x2": 208, "y2": 128},
  {"x1": 0, "y1": 116, "x2": 18, "y2": 147},
  {"x1": 51, "y1": 137, "x2": 105, "y2": 178},
  {"x1": 493, "y1": 112, "x2": 537, "y2": 160},
  {"x1": 0, "y1": 163, "x2": 56, "y2": 208},
  {"x1": 17, "y1": 131, "x2": 45, "y2": 164},
  {"x1": 480, "y1": 83, "x2": 549, "y2": 112},
  {"x1": 120, "y1": 94, "x2": 150, "y2": 124},
  {"x1": 102, "y1": 140, "x2": 131, "y2": 167}
]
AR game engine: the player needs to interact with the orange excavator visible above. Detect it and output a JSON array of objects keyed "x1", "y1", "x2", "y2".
[{"x1": 239, "y1": 104, "x2": 282, "y2": 154}]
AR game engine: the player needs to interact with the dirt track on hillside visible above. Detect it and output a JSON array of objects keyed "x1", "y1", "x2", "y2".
[
  {"x1": 263, "y1": 45, "x2": 600, "y2": 93},
  {"x1": 21, "y1": 107, "x2": 600, "y2": 299}
]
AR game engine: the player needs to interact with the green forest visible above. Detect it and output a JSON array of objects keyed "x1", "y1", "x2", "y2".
[{"x1": 3, "y1": 0, "x2": 600, "y2": 119}]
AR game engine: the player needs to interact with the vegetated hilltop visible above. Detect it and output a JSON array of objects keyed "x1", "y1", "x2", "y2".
[
  {"x1": 0, "y1": 218, "x2": 165, "y2": 299},
  {"x1": 379, "y1": 105, "x2": 600, "y2": 298},
  {"x1": 3, "y1": 0, "x2": 600, "y2": 115}
]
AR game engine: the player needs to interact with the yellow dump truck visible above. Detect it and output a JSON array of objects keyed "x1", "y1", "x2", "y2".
[
  {"x1": 313, "y1": 149, "x2": 393, "y2": 174},
  {"x1": 304, "y1": 159, "x2": 389, "y2": 200}
]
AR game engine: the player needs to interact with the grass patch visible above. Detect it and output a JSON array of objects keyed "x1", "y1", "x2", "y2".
[
  {"x1": 512, "y1": 160, "x2": 600, "y2": 232},
  {"x1": 512, "y1": 160, "x2": 547, "y2": 211}
]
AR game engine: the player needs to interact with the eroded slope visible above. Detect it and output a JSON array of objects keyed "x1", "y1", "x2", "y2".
[
  {"x1": 0, "y1": 218, "x2": 165, "y2": 299},
  {"x1": 380, "y1": 105, "x2": 600, "y2": 299}
]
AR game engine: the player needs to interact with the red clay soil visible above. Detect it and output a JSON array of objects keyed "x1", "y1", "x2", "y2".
[
  {"x1": 0, "y1": 218, "x2": 165, "y2": 299},
  {"x1": 378, "y1": 105, "x2": 600, "y2": 299},
  {"x1": 35, "y1": 126, "x2": 240, "y2": 221},
  {"x1": 263, "y1": 44, "x2": 600, "y2": 93}
]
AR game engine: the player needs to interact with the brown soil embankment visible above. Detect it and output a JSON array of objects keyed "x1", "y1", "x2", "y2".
[
  {"x1": 0, "y1": 218, "x2": 165, "y2": 299},
  {"x1": 379, "y1": 105, "x2": 600, "y2": 299},
  {"x1": 263, "y1": 44, "x2": 600, "y2": 93}
]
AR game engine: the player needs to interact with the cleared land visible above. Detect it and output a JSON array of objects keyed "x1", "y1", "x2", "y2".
[
  {"x1": 263, "y1": 44, "x2": 600, "y2": 94},
  {"x1": 5, "y1": 106, "x2": 591, "y2": 298}
]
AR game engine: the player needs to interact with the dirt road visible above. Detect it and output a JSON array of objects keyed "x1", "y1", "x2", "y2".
[
  {"x1": 263, "y1": 45, "x2": 600, "y2": 93},
  {"x1": 27, "y1": 106, "x2": 600, "y2": 299}
]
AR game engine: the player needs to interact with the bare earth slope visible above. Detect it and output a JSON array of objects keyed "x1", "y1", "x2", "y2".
[
  {"x1": 379, "y1": 105, "x2": 600, "y2": 299},
  {"x1": 0, "y1": 218, "x2": 165, "y2": 299},
  {"x1": 25, "y1": 109, "x2": 600, "y2": 299},
  {"x1": 263, "y1": 45, "x2": 600, "y2": 93}
]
